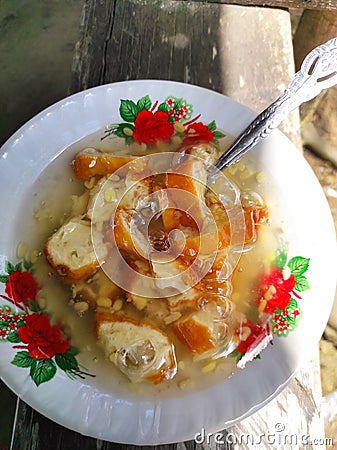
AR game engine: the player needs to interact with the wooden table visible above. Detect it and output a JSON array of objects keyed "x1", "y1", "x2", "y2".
[{"x1": 10, "y1": 1, "x2": 329, "y2": 448}]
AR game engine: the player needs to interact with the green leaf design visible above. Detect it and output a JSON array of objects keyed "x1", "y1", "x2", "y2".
[
  {"x1": 30, "y1": 359, "x2": 57, "y2": 386},
  {"x1": 137, "y1": 95, "x2": 151, "y2": 111},
  {"x1": 119, "y1": 100, "x2": 139, "y2": 122},
  {"x1": 23, "y1": 259, "x2": 33, "y2": 271},
  {"x1": 173, "y1": 98, "x2": 183, "y2": 110},
  {"x1": 213, "y1": 130, "x2": 225, "y2": 139},
  {"x1": 16, "y1": 318, "x2": 26, "y2": 327},
  {"x1": 12, "y1": 351, "x2": 35, "y2": 368},
  {"x1": 14, "y1": 262, "x2": 22, "y2": 272},
  {"x1": 229, "y1": 348, "x2": 243, "y2": 362},
  {"x1": 27, "y1": 299, "x2": 40, "y2": 313},
  {"x1": 114, "y1": 123, "x2": 134, "y2": 139},
  {"x1": 5, "y1": 261, "x2": 15, "y2": 274},
  {"x1": 207, "y1": 120, "x2": 216, "y2": 131},
  {"x1": 288, "y1": 256, "x2": 310, "y2": 276},
  {"x1": 0, "y1": 274, "x2": 8, "y2": 283},
  {"x1": 272, "y1": 250, "x2": 287, "y2": 269},
  {"x1": 7, "y1": 331, "x2": 21, "y2": 343},
  {"x1": 55, "y1": 351, "x2": 79, "y2": 371},
  {"x1": 284, "y1": 315, "x2": 297, "y2": 325},
  {"x1": 157, "y1": 102, "x2": 169, "y2": 113},
  {"x1": 294, "y1": 275, "x2": 310, "y2": 292},
  {"x1": 286, "y1": 298, "x2": 298, "y2": 310}
]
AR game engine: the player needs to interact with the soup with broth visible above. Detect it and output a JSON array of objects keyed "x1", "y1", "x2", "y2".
[{"x1": 20, "y1": 129, "x2": 281, "y2": 393}]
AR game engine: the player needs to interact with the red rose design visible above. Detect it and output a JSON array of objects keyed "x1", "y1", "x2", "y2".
[
  {"x1": 183, "y1": 122, "x2": 213, "y2": 145},
  {"x1": 5, "y1": 271, "x2": 39, "y2": 306},
  {"x1": 236, "y1": 319, "x2": 270, "y2": 354},
  {"x1": 256, "y1": 267, "x2": 295, "y2": 314},
  {"x1": 17, "y1": 314, "x2": 70, "y2": 360},
  {"x1": 133, "y1": 110, "x2": 174, "y2": 145}
]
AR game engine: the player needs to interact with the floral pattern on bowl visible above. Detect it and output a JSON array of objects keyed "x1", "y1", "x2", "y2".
[
  {"x1": 0, "y1": 259, "x2": 95, "y2": 386},
  {"x1": 0, "y1": 248, "x2": 310, "y2": 385},
  {"x1": 232, "y1": 250, "x2": 310, "y2": 366},
  {"x1": 102, "y1": 95, "x2": 225, "y2": 146}
]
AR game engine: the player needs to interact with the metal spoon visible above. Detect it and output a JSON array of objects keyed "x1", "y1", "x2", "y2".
[{"x1": 215, "y1": 37, "x2": 337, "y2": 171}]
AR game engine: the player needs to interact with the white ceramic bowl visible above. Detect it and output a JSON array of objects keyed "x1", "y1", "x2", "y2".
[{"x1": 0, "y1": 80, "x2": 336, "y2": 444}]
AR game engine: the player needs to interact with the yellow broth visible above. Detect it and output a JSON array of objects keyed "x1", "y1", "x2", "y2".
[{"x1": 13, "y1": 130, "x2": 282, "y2": 398}]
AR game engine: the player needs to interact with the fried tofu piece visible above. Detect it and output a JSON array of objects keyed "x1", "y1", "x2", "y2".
[
  {"x1": 161, "y1": 208, "x2": 198, "y2": 232},
  {"x1": 119, "y1": 175, "x2": 151, "y2": 210},
  {"x1": 163, "y1": 157, "x2": 208, "y2": 232},
  {"x1": 73, "y1": 148, "x2": 134, "y2": 180},
  {"x1": 108, "y1": 208, "x2": 149, "y2": 260},
  {"x1": 172, "y1": 315, "x2": 216, "y2": 354},
  {"x1": 183, "y1": 142, "x2": 218, "y2": 166},
  {"x1": 109, "y1": 208, "x2": 134, "y2": 254},
  {"x1": 44, "y1": 217, "x2": 107, "y2": 283},
  {"x1": 166, "y1": 287, "x2": 203, "y2": 313},
  {"x1": 207, "y1": 197, "x2": 268, "y2": 249},
  {"x1": 150, "y1": 253, "x2": 200, "y2": 296},
  {"x1": 95, "y1": 312, "x2": 177, "y2": 384},
  {"x1": 171, "y1": 300, "x2": 232, "y2": 355},
  {"x1": 174, "y1": 226, "x2": 219, "y2": 260}
]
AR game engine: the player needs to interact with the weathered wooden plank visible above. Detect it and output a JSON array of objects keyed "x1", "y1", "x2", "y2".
[
  {"x1": 72, "y1": 0, "x2": 298, "y2": 100},
  {"x1": 225, "y1": 349, "x2": 326, "y2": 450},
  {"x1": 176, "y1": 0, "x2": 337, "y2": 11},
  {"x1": 71, "y1": 0, "x2": 226, "y2": 92},
  {"x1": 104, "y1": 0, "x2": 224, "y2": 88},
  {"x1": 70, "y1": 0, "x2": 116, "y2": 92},
  {"x1": 71, "y1": 0, "x2": 301, "y2": 146},
  {"x1": 11, "y1": 354, "x2": 325, "y2": 449},
  {"x1": 11, "y1": 401, "x2": 233, "y2": 449}
]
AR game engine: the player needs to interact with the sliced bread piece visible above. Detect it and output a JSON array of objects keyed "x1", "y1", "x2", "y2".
[
  {"x1": 44, "y1": 217, "x2": 107, "y2": 283},
  {"x1": 95, "y1": 312, "x2": 177, "y2": 384}
]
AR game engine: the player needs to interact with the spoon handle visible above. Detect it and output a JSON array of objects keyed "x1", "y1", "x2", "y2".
[{"x1": 215, "y1": 37, "x2": 337, "y2": 171}]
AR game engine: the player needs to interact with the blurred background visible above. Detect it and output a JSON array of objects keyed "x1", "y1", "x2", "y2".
[{"x1": 0, "y1": 1, "x2": 337, "y2": 449}]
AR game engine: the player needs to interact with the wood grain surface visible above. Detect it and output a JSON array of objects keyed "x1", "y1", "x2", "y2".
[
  {"x1": 180, "y1": 0, "x2": 337, "y2": 11},
  {"x1": 71, "y1": 0, "x2": 301, "y2": 145}
]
